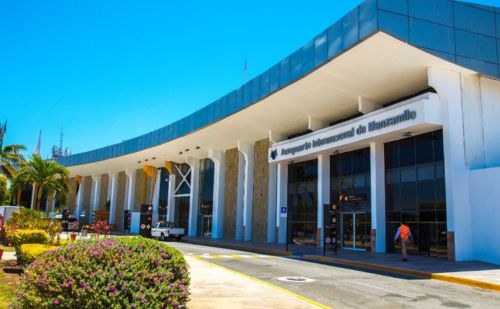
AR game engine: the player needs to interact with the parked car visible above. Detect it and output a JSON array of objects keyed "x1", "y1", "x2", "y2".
[
  {"x1": 151, "y1": 221, "x2": 185, "y2": 241},
  {"x1": 54, "y1": 214, "x2": 79, "y2": 231}
]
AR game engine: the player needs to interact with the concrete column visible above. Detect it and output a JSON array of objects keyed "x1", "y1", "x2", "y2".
[
  {"x1": 91, "y1": 175, "x2": 102, "y2": 224},
  {"x1": 106, "y1": 175, "x2": 112, "y2": 210},
  {"x1": 30, "y1": 183, "x2": 36, "y2": 209},
  {"x1": 428, "y1": 67, "x2": 471, "y2": 261},
  {"x1": 125, "y1": 169, "x2": 136, "y2": 212},
  {"x1": 370, "y1": 141, "x2": 386, "y2": 253},
  {"x1": 308, "y1": 116, "x2": 327, "y2": 131},
  {"x1": 51, "y1": 191, "x2": 56, "y2": 213},
  {"x1": 267, "y1": 163, "x2": 278, "y2": 243},
  {"x1": 238, "y1": 141, "x2": 255, "y2": 241},
  {"x1": 358, "y1": 96, "x2": 382, "y2": 114},
  {"x1": 235, "y1": 152, "x2": 245, "y2": 240},
  {"x1": 152, "y1": 169, "x2": 161, "y2": 225},
  {"x1": 317, "y1": 154, "x2": 330, "y2": 247},
  {"x1": 108, "y1": 172, "x2": 118, "y2": 225},
  {"x1": 75, "y1": 181, "x2": 84, "y2": 219},
  {"x1": 187, "y1": 157, "x2": 200, "y2": 237},
  {"x1": 209, "y1": 149, "x2": 226, "y2": 239},
  {"x1": 166, "y1": 174, "x2": 176, "y2": 223},
  {"x1": 277, "y1": 162, "x2": 288, "y2": 244}
]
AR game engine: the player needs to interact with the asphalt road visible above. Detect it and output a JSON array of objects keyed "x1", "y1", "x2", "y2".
[{"x1": 168, "y1": 242, "x2": 500, "y2": 309}]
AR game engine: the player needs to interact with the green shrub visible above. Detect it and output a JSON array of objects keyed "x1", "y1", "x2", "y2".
[
  {"x1": 7, "y1": 208, "x2": 62, "y2": 244},
  {"x1": 8, "y1": 229, "x2": 49, "y2": 264},
  {"x1": 12, "y1": 237, "x2": 190, "y2": 308},
  {"x1": 8, "y1": 229, "x2": 49, "y2": 247},
  {"x1": 19, "y1": 244, "x2": 58, "y2": 265}
]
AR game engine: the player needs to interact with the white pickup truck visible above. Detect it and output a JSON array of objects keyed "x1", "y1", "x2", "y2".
[{"x1": 151, "y1": 221, "x2": 185, "y2": 241}]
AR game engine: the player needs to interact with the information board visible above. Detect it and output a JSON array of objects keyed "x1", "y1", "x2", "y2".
[{"x1": 323, "y1": 203, "x2": 338, "y2": 256}]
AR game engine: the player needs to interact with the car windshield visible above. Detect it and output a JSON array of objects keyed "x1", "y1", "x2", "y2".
[{"x1": 157, "y1": 221, "x2": 175, "y2": 228}]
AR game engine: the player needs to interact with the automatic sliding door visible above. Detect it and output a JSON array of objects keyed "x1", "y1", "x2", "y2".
[
  {"x1": 343, "y1": 212, "x2": 368, "y2": 250},
  {"x1": 354, "y1": 212, "x2": 370, "y2": 250},
  {"x1": 342, "y1": 213, "x2": 354, "y2": 248}
]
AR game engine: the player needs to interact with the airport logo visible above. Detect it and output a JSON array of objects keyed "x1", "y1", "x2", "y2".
[{"x1": 270, "y1": 149, "x2": 278, "y2": 160}]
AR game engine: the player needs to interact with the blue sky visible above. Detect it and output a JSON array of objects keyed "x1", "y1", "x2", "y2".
[{"x1": 1, "y1": 0, "x2": 499, "y2": 158}]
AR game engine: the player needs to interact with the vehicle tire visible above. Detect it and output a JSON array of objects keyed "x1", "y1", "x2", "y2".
[
  {"x1": 176, "y1": 236, "x2": 182, "y2": 241},
  {"x1": 160, "y1": 233, "x2": 166, "y2": 241}
]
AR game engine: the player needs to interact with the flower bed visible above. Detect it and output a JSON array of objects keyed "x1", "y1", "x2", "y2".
[
  {"x1": 19, "y1": 244, "x2": 59, "y2": 266},
  {"x1": 8, "y1": 229, "x2": 49, "y2": 264},
  {"x1": 11, "y1": 237, "x2": 190, "y2": 308}
]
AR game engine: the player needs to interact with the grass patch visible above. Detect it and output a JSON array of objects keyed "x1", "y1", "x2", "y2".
[{"x1": 0, "y1": 260, "x2": 20, "y2": 309}]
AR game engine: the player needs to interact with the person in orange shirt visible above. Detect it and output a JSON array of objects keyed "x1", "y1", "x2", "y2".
[{"x1": 394, "y1": 221, "x2": 412, "y2": 261}]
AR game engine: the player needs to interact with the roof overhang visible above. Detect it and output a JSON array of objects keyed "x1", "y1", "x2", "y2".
[{"x1": 67, "y1": 32, "x2": 476, "y2": 176}]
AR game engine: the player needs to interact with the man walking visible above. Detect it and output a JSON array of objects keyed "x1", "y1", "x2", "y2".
[{"x1": 394, "y1": 221, "x2": 412, "y2": 261}]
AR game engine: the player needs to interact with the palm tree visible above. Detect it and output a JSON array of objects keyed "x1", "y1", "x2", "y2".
[
  {"x1": 11, "y1": 155, "x2": 69, "y2": 210},
  {"x1": 0, "y1": 121, "x2": 26, "y2": 179}
]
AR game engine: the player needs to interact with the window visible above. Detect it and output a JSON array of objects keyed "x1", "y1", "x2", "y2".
[
  {"x1": 287, "y1": 159, "x2": 318, "y2": 246},
  {"x1": 384, "y1": 130, "x2": 447, "y2": 257}
]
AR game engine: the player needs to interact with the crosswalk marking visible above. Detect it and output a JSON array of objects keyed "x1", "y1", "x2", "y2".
[{"x1": 192, "y1": 253, "x2": 276, "y2": 260}]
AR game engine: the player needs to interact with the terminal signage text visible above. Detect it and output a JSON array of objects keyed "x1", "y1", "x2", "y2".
[{"x1": 272, "y1": 109, "x2": 417, "y2": 161}]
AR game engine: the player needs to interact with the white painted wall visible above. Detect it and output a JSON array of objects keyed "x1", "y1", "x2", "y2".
[
  {"x1": 317, "y1": 154, "x2": 330, "y2": 248},
  {"x1": 460, "y1": 75, "x2": 485, "y2": 168},
  {"x1": 428, "y1": 69, "x2": 500, "y2": 265},
  {"x1": 461, "y1": 76, "x2": 500, "y2": 169},
  {"x1": 469, "y1": 166, "x2": 500, "y2": 265},
  {"x1": 429, "y1": 68, "x2": 471, "y2": 261},
  {"x1": 370, "y1": 141, "x2": 386, "y2": 253},
  {"x1": 479, "y1": 77, "x2": 500, "y2": 168}
]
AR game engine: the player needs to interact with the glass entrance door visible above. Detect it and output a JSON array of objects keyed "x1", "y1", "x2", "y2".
[
  {"x1": 342, "y1": 212, "x2": 367, "y2": 250},
  {"x1": 202, "y1": 215, "x2": 212, "y2": 237}
]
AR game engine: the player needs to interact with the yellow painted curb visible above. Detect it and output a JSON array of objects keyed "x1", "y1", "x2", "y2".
[
  {"x1": 303, "y1": 255, "x2": 500, "y2": 293},
  {"x1": 193, "y1": 256, "x2": 332, "y2": 309}
]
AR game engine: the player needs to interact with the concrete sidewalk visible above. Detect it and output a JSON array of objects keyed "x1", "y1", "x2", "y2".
[
  {"x1": 0, "y1": 251, "x2": 16, "y2": 261},
  {"x1": 186, "y1": 256, "x2": 326, "y2": 309},
  {"x1": 184, "y1": 238, "x2": 500, "y2": 292}
]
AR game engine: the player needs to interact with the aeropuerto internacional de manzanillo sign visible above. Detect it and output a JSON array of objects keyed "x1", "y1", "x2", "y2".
[{"x1": 268, "y1": 97, "x2": 439, "y2": 163}]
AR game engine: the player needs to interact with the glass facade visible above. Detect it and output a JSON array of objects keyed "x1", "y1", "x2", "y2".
[
  {"x1": 385, "y1": 130, "x2": 447, "y2": 257},
  {"x1": 330, "y1": 148, "x2": 371, "y2": 250},
  {"x1": 197, "y1": 159, "x2": 214, "y2": 237},
  {"x1": 173, "y1": 163, "x2": 191, "y2": 231},
  {"x1": 287, "y1": 160, "x2": 318, "y2": 246},
  {"x1": 174, "y1": 197, "x2": 190, "y2": 232},
  {"x1": 174, "y1": 164, "x2": 191, "y2": 196}
]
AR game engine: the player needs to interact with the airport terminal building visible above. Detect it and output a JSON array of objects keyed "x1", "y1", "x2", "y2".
[{"x1": 56, "y1": 0, "x2": 500, "y2": 265}]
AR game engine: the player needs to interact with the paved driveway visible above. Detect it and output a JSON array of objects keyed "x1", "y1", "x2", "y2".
[{"x1": 169, "y1": 242, "x2": 500, "y2": 309}]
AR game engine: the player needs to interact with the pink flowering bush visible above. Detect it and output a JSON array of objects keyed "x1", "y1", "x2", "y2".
[
  {"x1": 11, "y1": 237, "x2": 190, "y2": 308},
  {"x1": 89, "y1": 220, "x2": 113, "y2": 235}
]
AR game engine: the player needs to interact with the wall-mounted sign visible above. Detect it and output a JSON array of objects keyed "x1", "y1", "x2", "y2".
[
  {"x1": 323, "y1": 203, "x2": 338, "y2": 256},
  {"x1": 338, "y1": 194, "x2": 367, "y2": 202},
  {"x1": 268, "y1": 97, "x2": 441, "y2": 163},
  {"x1": 280, "y1": 206, "x2": 287, "y2": 218}
]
